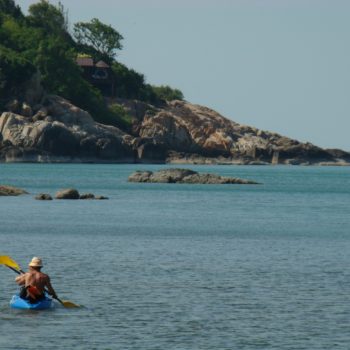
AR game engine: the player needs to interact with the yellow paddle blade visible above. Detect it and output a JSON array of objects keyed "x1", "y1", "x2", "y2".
[
  {"x1": 0, "y1": 256, "x2": 21, "y2": 271},
  {"x1": 61, "y1": 300, "x2": 80, "y2": 308}
]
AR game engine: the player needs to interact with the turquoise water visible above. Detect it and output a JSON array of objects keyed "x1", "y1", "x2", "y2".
[{"x1": 0, "y1": 164, "x2": 349, "y2": 349}]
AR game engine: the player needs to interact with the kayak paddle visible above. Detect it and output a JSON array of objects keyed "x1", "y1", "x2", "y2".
[
  {"x1": 0, "y1": 255, "x2": 80, "y2": 308},
  {"x1": 0, "y1": 256, "x2": 21, "y2": 271}
]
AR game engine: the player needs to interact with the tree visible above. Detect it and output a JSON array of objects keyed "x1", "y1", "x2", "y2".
[
  {"x1": 74, "y1": 18, "x2": 123, "y2": 61},
  {"x1": 0, "y1": 0, "x2": 23, "y2": 19},
  {"x1": 151, "y1": 85, "x2": 184, "y2": 101},
  {"x1": 27, "y1": 0, "x2": 68, "y2": 35},
  {"x1": 0, "y1": 45, "x2": 35, "y2": 104}
]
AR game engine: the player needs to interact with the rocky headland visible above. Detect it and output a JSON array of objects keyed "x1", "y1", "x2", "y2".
[
  {"x1": 1, "y1": 95, "x2": 349, "y2": 165},
  {"x1": 128, "y1": 168, "x2": 259, "y2": 184}
]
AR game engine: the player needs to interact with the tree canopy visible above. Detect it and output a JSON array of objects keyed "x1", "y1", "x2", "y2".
[
  {"x1": 74, "y1": 18, "x2": 123, "y2": 62},
  {"x1": 0, "y1": 0, "x2": 22, "y2": 19},
  {"x1": 27, "y1": 0, "x2": 67, "y2": 34}
]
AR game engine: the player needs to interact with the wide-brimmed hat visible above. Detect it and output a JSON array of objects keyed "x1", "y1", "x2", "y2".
[{"x1": 29, "y1": 257, "x2": 43, "y2": 267}]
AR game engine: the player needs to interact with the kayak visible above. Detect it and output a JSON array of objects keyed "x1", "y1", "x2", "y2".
[{"x1": 10, "y1": 294, "x2": 53, "y2": 310}]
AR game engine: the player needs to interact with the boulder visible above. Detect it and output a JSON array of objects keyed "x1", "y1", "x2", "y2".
[
  {"x1": 128, "y1": 168, "x2": 259, "y2": 184},
  {"x1": 55, "y1": 188, "x2": 80, "y2": 199},
  {"x1": 35, "y1": 193, "x2": 53, "y2": 200},
  {"x1": 0, "y1": 185, "x2": 28, "y2": 196},
  {"x1": 128, "y1": 170, "x2": 153, "y2": 183}
]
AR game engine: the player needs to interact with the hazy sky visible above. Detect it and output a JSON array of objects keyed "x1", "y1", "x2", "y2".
[{"x1": 17, "y1": 0, "x2": 350, "y2": 151}]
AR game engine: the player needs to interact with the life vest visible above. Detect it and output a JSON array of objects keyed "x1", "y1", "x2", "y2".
[{"x1": 26, "y1": 285, "x2": 43, "y2": 300}]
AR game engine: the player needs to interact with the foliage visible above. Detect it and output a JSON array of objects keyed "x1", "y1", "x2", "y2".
[
  {"x1": 0, "y1": 45, "x2": 35, "y2": 104},
  {"x1": 0, "y1": 0, "x2": 184, "y2": 130},
  {"x1": 74, "y1": 18, "x2": 123, "y2": 62},
  {"x1": 107, "y1": 104, "x2": 133, "y2": 130},
  {"x1": 112, "y1": 62, "x2": 147, "y2": 99},
  {"x1": 27, "y1": 0, "x2": 68, "y2": 35},
  {"x1": 151, "y1": 85, "x2": 184, "y2": 101},
  {"x1": 0, "y1": 0, "x2": 22, "y2": 19}
]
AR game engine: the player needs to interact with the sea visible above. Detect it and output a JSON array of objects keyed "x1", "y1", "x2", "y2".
[{"x1": 0, "y1": 163, "x2": 349, "y2": 350}]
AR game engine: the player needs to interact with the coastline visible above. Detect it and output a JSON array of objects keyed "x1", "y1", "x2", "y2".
[{"x1": 0, "y1": 156, "x2": 349, "y2": 166}]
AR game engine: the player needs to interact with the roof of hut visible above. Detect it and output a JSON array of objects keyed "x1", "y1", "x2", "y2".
[
  {"x1": 76, "y1": 57, "x2": 94, "y2": 67},
  {"x1": 95, "y1": 60, "x2": 110, "y2": 68}
]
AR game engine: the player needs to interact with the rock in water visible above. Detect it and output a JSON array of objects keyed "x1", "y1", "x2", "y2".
[
  {"x1": 128, "y1": 168, "x2": 259, "y2": 184},
  {"x1": 55, "y1": 188, "x2": 80, "y2": 199},
  {"x1": 0, "y1": 185, "x2": 28, "y2": 196},
  {"x1": 95, "y1": 195, "x2": 109, "y2": 200},
  {"x1": 35, "y1": 193, "x2": 53, "y2": 200},
  {"x1": 80, "y1": 193, "x2": 95, "y2": 200}
]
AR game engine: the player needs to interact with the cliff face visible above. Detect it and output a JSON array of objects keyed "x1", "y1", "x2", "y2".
[
  {"x1": 0, "y1": 95, "x2": 135, "y2": 162},
  {"x1": 0, "y1": 96, "x2": 349, "y2": 164},
  {"x1": 128, "y1": 100, "x2": 350, "y2": 165}
]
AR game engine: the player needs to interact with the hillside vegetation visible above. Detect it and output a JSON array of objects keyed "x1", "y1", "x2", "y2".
[{"x1": 0, "y1": 0, "x2": 183, "y2": 129}]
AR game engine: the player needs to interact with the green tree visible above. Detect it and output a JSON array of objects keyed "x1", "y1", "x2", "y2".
[
  {"x1": 0, "y1": 45, "x2": 35, "y2": 105},
  {"x1": 27, "y1": 0, "x2": 68, "y2": 35},
  {"x1": 74, "y1": 18, "x2": 123, "y2": 61},
  {"x1": 0, "y1": 0, "x2": 23, "y2": 19},
  {"x1": 151, "y1": 85, "x2": 184, "y2": 101}
]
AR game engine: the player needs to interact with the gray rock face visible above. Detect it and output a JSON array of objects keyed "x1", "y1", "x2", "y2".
[
  {"x1": 1, "y1": 96, "x2": 349, "y2": 164},
  {"x1": 0, "y1": 185, "x2": 28, "y2": 196},
  {"x1": 128, "y1": 168, "x2": 259, "y2": 184},
  {"x1": 135, "y1": 100, "x2": 350, "y2": 165},
  {"x1": 55, "y1": 188, "x2": 80, "y2": 199},
  {"x1": 0, "y1": 95, "x2": 135, "y2": 162}
]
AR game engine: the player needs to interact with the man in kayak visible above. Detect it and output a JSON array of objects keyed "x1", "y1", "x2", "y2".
[{"x1": 15, "y1": 257, "x2": 58, "y2": 303}]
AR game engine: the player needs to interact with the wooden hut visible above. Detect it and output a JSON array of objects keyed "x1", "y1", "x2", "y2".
[{"x1": 76, "y1": 57, "x2": 115, "y2": 96}]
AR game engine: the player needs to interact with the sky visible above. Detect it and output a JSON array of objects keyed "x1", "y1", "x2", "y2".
[{"x1": 17, "y1": 0, "x2": 350, "y2": 151}]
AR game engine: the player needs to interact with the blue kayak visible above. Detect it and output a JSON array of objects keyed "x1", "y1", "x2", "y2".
[{"x1": 10, "y1": 294, "x2": 53, "y2": 310}]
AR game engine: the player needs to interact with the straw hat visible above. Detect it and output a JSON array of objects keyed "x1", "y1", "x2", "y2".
[{"x1": 29, "y1": 257, "x2": 43, "y2": 267}]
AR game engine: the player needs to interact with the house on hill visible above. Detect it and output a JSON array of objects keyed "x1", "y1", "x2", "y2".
[{"x1": 76, "y1": 56, "x2": 115, "y2": 96}]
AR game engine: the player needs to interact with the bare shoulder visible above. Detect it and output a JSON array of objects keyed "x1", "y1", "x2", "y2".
[{"x1": 40, "y1": 272, "x2": 50, "y2": 280}]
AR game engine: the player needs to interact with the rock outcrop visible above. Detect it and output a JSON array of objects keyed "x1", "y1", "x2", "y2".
[
  {"x1": 128, "y1": 168, "x2": 259, "y2": 184},
  {"x1": 0, "y1": 185, "x2": 28, "y2": 196},
  {"x1": 0, "y1": 95, "x2": 135, "y2": 162},
  {"x1": 134, "y1": 100, "x2": 350, "y2": 165},
  {"x1": 1, "y1": 95, "x2": 349, "y2": 165},
  {"x1": 55, "y1": 188, "x2": 80, "y2": 200}
]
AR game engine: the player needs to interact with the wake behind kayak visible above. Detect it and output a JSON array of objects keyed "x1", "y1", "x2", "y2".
[{"x1": 10, "y1": 294, "x2": 53, "y2": 310}]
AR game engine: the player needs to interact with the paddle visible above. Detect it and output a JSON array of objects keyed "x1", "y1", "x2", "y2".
[{"x1": 0, "y1": 255, "x2": 79, "y2": 308}]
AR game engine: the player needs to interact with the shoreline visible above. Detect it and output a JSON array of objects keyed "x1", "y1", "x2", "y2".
[{"x1": 0, "y1": 157, "x2": 349, "y2": 166}]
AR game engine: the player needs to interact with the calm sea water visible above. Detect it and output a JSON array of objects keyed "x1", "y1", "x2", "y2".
[{"x1": 0, "y1": 164, "x2": 349, "y2": 350}]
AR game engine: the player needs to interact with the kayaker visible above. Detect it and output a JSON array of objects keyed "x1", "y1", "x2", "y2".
[{"x1": 15, "y1": 257, "x2": 58, "y2": 303}]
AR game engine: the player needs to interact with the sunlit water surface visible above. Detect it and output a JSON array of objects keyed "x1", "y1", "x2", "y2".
[{"x1": 0, "y1": 164, "x2": 349, "y2": 349}]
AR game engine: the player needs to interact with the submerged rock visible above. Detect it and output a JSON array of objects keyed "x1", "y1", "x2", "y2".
[
  {"x1": 128, "y1": 168, "x2": 259, "y2": 184},
  {"x1": 95, "y1": 195, "x2": 109, "y2": 200},
  {"x1": 35, "y1": 193, "x2": 53, "y2": 200},
  {"x1": 0, "y1": 185, "x2": 28, "y2": 196},
  {"x1": 80, "y1": 193, "x2": 95, "y2": 200}
]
